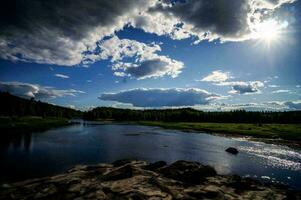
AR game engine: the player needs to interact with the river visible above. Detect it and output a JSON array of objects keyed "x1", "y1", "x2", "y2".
[{"x1": 1, "y1": 121, "x2": 300, "y2": 190}]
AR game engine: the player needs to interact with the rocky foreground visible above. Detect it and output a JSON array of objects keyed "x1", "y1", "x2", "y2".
[{"x1": 0, "y1": 160, "x2": 300, "y2": 200}]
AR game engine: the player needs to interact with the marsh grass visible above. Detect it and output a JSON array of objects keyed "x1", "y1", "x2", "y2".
[{"x1": 139, "y1": 121, "x2": 301, "y2": 141}]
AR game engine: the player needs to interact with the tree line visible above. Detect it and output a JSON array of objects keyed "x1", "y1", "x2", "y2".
[
  {"x1": 83, "y1": 107, "x2": 301, "y2": 124},
  {"x1": 0, "y1": 92, "x2": 81, "y2": 118},
  {"x1": 1, "y1": 92, "x2": 300, "y2": 123}
]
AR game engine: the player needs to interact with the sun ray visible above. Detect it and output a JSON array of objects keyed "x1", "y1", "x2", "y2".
[{"x1": 251, "y1": 19, "x2": 288, "y2": 48}]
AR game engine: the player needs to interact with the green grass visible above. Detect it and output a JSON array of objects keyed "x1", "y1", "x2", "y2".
[
  {"x1": 0, "y1": 116, "x2": 71, "y2": 134},
  {"x1": 138, "y1": 121, "x2": 301, "y2": 141}
]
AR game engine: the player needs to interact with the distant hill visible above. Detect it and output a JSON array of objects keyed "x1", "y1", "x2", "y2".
[{"x1": 0, "y1": 92, "x2": 81, "y2": 118}]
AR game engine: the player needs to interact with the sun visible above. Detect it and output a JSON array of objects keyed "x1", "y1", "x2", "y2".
[
  {"x1": 256, "y1": 20, "x2": 279, "y2": 41},
  {"x1": 252, "y1": 19, "x2": 288, "y2": 45}
]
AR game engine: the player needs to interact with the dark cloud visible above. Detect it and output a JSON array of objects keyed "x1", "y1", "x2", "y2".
[
  {"x1": 284, "y1": 101, "x2": 301, "y2": 110},
  {"x1": 99, "y1": 88, "x2": 220, "y2": 107},
  {"x1": 152, "y1": 0, "x2": 251, "y2": 40},
  {"x1": 0, "y1": 81, "x2": 84, "y2": 99},
  {"x1": 0, "y1": 0, "x2": 146, "y2": 40},
  {"x1": 125, "y1": 58, "x2": 182, "y2": 79},
  {"x1": 232, "y1": 84, "x2": 259, "y2": 94},
  {"x1": 0, "y1": 0, "x2": 295, "y2": 66},
  {"x1": 230, "y1": 81, "x2": 263, "y2": 94},
  {"x1": 126, "y1": 59, "x2": 168, "y2": 78},
  {"x1": 217, "y1": 81, "x2": 264, "y2": 94},
  {"x1": 0, "y1": 0, "x2": 150, "y2": 65},
  {"x1": 133, "y1": 0, "x2": 295, "y2": 42}
]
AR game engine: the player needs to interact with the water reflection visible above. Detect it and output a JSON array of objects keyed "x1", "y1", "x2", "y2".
[{"x1": 0, "y1": 132, "x2": 32, "y2": 152}]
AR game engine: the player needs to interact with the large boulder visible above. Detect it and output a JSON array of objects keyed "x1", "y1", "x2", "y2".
[
  {"x1": 158, "y1": 160, "x2": 216, "y2": 184},
  {"x1": 225, "y1": 147, "x2": 239, "y2": 155}
]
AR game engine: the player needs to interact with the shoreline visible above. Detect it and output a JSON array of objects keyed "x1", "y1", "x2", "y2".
[
  {"x1": 0, "y1": 116, "x2": 74, "y2": 134},
  {"x1": 1, "y1": 159, "x2": 300, "y2": 199},
  {"x1": 138, "y1": 121, "x2": 301, "y2": 148}
]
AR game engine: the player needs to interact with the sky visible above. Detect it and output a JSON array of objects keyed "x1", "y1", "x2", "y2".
[{"x1": 0, "y1": 0, "x2": 300, "y2": 111}]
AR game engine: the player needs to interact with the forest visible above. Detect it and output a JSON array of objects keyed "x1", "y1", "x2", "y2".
[
  {"x1": 83, "y1": 106, "x2": 301, "y2": 124},
  {"x1": 1, "y1": 92, "x2": 301, "y2": 124},
  {"x1": 0, "y1": 92, "x2": 81, "y2": 118}
]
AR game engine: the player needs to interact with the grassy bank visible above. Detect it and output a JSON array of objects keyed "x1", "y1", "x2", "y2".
[
  {"x1": 139, "y1": 121, "x2": 301, "y2": 141},
  {"x1": 0, "y1": 116, "x2": 72, "y2": 134}
]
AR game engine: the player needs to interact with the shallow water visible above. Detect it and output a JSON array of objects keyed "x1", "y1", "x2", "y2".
[{"x1": 1, "y1": 122, "x2": 300, "y2": 189}]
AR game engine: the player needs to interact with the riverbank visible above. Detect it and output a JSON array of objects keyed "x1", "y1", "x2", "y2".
[
  {"x1": 0, "y1": 159, "x2": 299, "y2": 199},
  {"x1": 138, "y1": 121, "x2": 301, "y2": 142},
  {"x1": 0, "y1": 116, "x2": 72, "y2": 134}
]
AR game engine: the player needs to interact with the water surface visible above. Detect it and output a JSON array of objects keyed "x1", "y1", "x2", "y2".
[{"x1": 1, "y1": 122, "x2": 300, "y2": 189}]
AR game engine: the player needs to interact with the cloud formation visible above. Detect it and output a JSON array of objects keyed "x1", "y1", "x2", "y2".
[
  {"x1": 0, "y1": 0, "x2": 154, "y2": 66},
  {"x1": 220, "y1": 81, "x2": 264, "y2": 94},
  {"x1": 272, "y1": 89, "x2": 291, "y2": 93},
  {"x1": 147, "y1": 0, "x2": 251, "y2": 41},
  {"x1": 0, "y1": 81, "x2": 84, "y2": 99},
  {"x1": 0, "y1": 0, "x2": 295, "y2": 67},
  {"x1": 133, "y1": 0, "x2": 295, "y2": 42},
  {"x1": 201, "y1": 70, "x2": 264, "y2": 94},
  {"x1": 201, "y1": 70, "x2": 232, "y2": 82},
  {"x1": 54, "y1": 74, "x2": 70, "y2": 79},
  {"x1": 284, "y1": 101, "x2": 301, "y2": 110},
  {"x1": 99, "y1": 88, "x2": 220, "y2": 107},
  {"x1": 88, "y1": 36, "x2": 183, "y2": 79},
  {"x1": 211, "y1": 101, "x2": 301, "y2": 111}
]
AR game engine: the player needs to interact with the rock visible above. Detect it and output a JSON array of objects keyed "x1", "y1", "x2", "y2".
[
  {"x1": 225, "y1": 147, "x2": 239, "y2": 155},
  {"x1": 144, "y1": 161, "x2": 167, "y2": 171},
  {"x1": 159, "y1": 160, "x2": 216, "y2": 184},
  {"x1": 112, "y1": 159, "x2": 135, "y2": 167},
  {"x1": 102, "y1": 164, "x2": 134, "y2": 181},
  {"x1": 0, "y1": 160, "x2": 299, "y2": 200},
  {"x1": 227, "y1": 175, "x2": 262, "y2": 191}
]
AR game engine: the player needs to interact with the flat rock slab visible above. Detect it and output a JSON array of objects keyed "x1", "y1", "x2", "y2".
[{"x1": 0, "y1": 160, "x2": 300, "y2": 200}]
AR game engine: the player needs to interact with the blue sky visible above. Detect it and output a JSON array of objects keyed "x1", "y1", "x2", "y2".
[{"x1": 0, "y1": 0, "x2": 300, "y2": 111}]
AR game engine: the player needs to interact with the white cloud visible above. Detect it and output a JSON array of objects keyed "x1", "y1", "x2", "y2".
[
  {"x1": 0, "y1": 81, "x2": 84, "y2": 99},
  {"x1": 96, "y1": 36, "x2": 161, "y2": 62},
  {"x1": 200, "y1": 70, "x2": 232, "y2": 82},
  {"x1": 99, "y1": 88, "x2": 220, "y2": 107},
  {"x1": 88, "y1": 36, "x2": 184, "y2": 79},
  {"x1": 268, "y1": 84, "x2": 279, "y2": 88},
  {"x1": 200, "y1": 70, "x2": 264, "y2": 95},
  {"x1": 209, "y1": 100, "x2": 301, "y2": 111},
  {"x1": 113, "y1": 72, "x2": 128, "y2": 77},
  {"x1": 272, "y1": 89, "x2": 291, "y2": 93},
  {"x1": 54, "y1": 74, "x2": 70, "y2": 79},
  {"x1": 68, "y1": 105, "x2": 76, "y2": 109}
]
